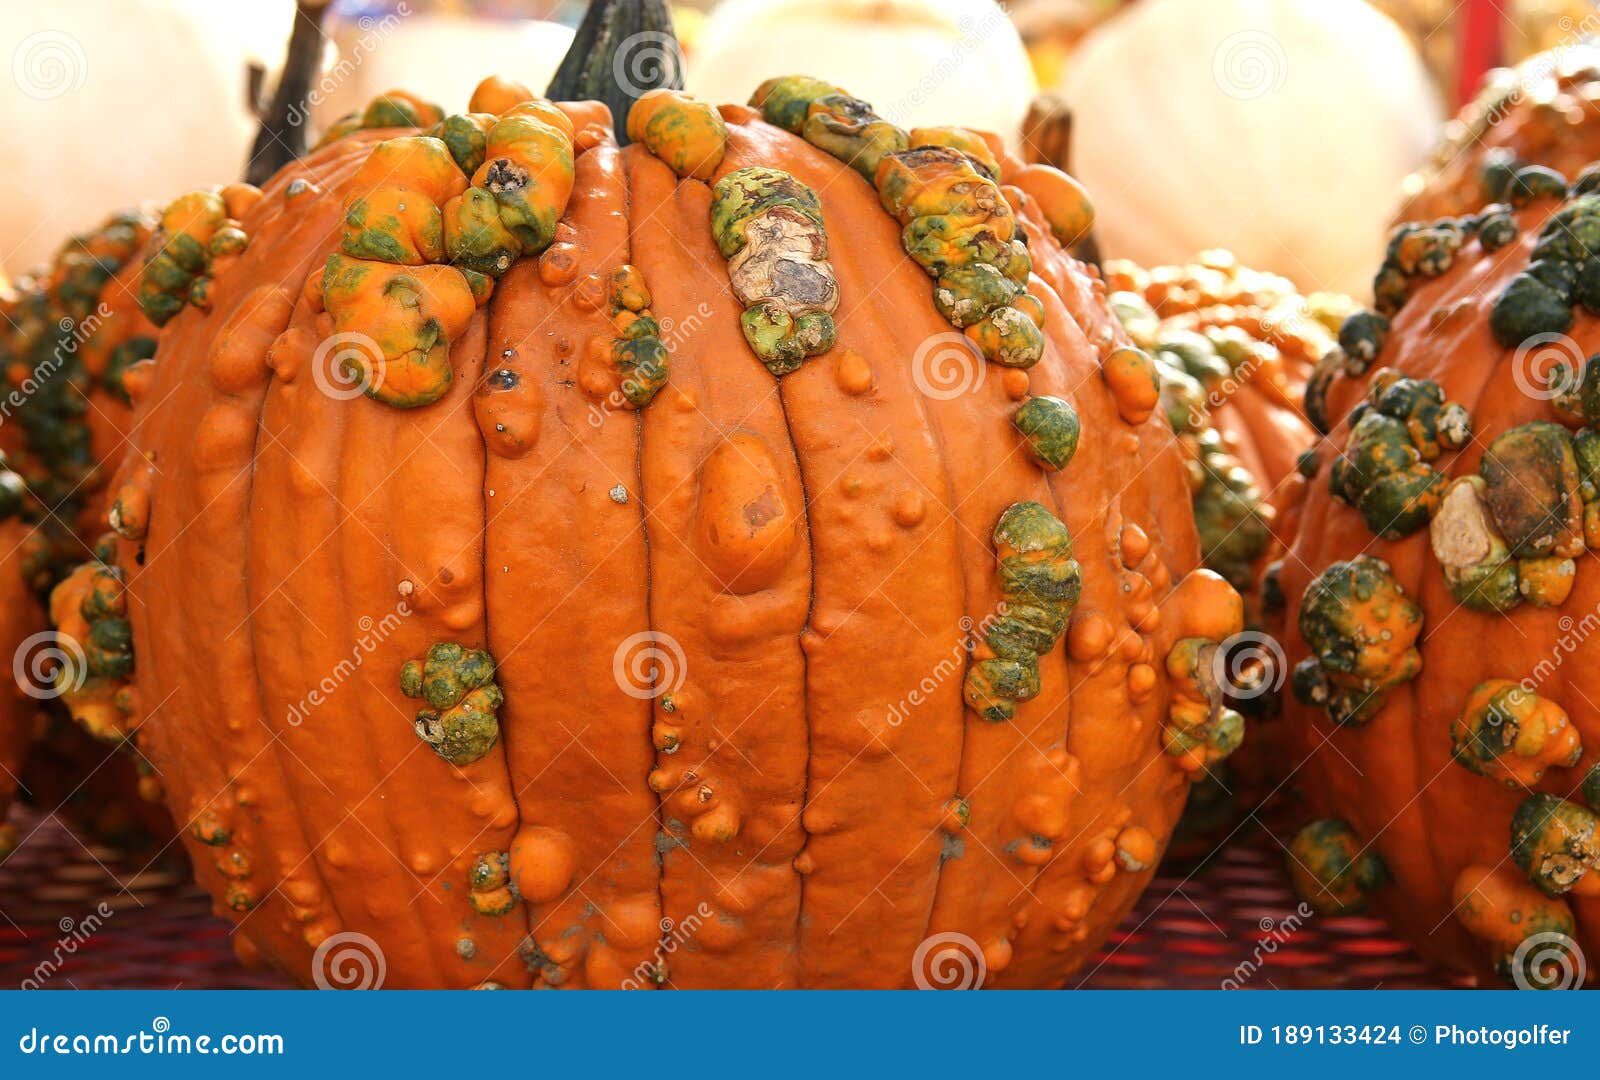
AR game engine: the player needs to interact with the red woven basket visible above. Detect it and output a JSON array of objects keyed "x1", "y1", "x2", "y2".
[{"x1": 0, "y1": 809, "x2": 1463, "y2": 989}]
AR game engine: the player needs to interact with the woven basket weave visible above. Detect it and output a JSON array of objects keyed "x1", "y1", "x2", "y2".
[{"x1": 0, "y1": 809, "x2": 1462, "y2": 989}]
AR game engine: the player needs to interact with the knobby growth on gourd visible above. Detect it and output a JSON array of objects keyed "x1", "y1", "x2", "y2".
[
  {"x1": 1328, "y1": 369, "x2": 1471, "y2": 540},
  {"x1": 400, "y1": 642, "x2": 504, "y2": 766},
  {"x1": 748, "y1": 76, "x2": 1104, "y2": 387},
  {"x1": 1289, "y1": 819, "x2": 1388, "y2": 913},
  {"x1": 1450, "y1": 680, "x2": 1581, "y2": 787},
  {"x1": 962, "y1": 502, "x2": 1081, "y2": 723},
  {"x1": 1160, "y1": 570, "x2": 1247, "y2": 774},
  {"x1": 48, "y1": 535, "x2": 136, "y2": 742},
  {"x1": 710, "y1": 166, "x2": 840, "y2": 374},
  {"x1": 137, "y1": 189, "x2": 254, "y2": 326},
  {"x1": 1292, "y1": 555, "x2": 1423, "y2": 727}
]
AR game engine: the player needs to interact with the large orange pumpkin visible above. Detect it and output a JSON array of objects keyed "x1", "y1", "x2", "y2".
[
  {"x1": 1398, "y1": 45, "x2": 1600, "y2": 225},
  {"x1": 1282, "y1": 157, "x2": 1600, "y2": 986},
  {"x1": 104, "y1": 5, "x2": 1245, "y2": 988}
]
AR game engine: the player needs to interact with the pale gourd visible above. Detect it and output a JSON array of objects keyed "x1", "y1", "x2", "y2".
[
  {"x1": 1058, "y1": 0, "x2": 1442, "y2": 298},
  {"x1": 309, "y1": 11, "x2": 575, "y2": 133},
  {"x1": 0, "y1": 0, "x2": 294, "y2": 274}
]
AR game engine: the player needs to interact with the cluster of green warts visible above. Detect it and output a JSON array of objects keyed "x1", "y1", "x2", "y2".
[
  {"x1": 1291, "y1": 554, "x2": 1423, "y2": 727},
  {"x1": 1329, "y1": 369, "x2": 1472, "y2": 539},
  {"x1": 708, "y1": 167, "x2": 840, "y2": 374},
  {"x1": 748, "y1": 76, "x2": 1043, "y2": 368},
  {"x1": 3, "y1": 213, "x2": 152, "y2": 567},
  {"x1": 1288, "y1": 819, "x2": 1389, "y2": 914},
  {"x1": 962, "y1": 502, "x2": 1082, "y2": 723},
  {"x1": 605, "y1": 265, "x2": 669, "y2": 406},
  {"x1": 1139, "y1": 324, "x2": 1275, "y2": 590},
  {"x1": 400, "y1": 643, "x2": 504, "y2": 766},
  {"x1": 1509, "y1": 771, "x2": 1600, "y2": 898}
]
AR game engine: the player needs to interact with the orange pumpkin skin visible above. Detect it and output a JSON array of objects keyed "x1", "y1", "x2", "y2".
[
  {"x1": 1281, "y1": 177, "x2": 1600, "y2": 984},
  {"x1": 112, "y1": 77, "x2": 1244, "y2": 989},
  {"x1": 1398, "y1": 47, "x2": 1600, "y2": 225}
]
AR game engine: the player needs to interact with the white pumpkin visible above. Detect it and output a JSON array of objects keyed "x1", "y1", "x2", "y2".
[
  {"x1": 310, "y1": 11, "x2": 574, "y2": 132},
  {"x1": 0, "y1": 0, "x2": 294, "y2": 275},
  {"x1": 687, "y1": 0, "x2": 1037, "y2": 143},
  {"x1": 1059, "y1": 0, "x2": 1443, "y2": 298}
]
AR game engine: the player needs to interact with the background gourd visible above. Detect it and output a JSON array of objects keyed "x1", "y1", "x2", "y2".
[
  {"x1": 1057, "y1": 0, "x2": 1442, "y2": 297},
  {"x1": 1280, "y1": 156, "x2": 1600, "y2": 986}
]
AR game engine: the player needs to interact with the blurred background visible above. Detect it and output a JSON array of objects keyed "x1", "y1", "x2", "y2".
[{"x1": 0, "y1": 0, "x2": 1592, "y2": 294}]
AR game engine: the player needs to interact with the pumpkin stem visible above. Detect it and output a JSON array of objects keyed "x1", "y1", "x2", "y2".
[
  {"x1": 245, "y1": 0, "x2": 333, "y2": 186},
  {"x1": 546, "y1": 0, "x2": 683, "y2": 145},
  {"x1": 1021, "y1": 94, "x2": 1102, "y2": 266}
]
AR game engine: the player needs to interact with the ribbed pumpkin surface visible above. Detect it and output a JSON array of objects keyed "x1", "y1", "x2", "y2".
[{"x1": 109, "y1": 91, "x2": 1237, "y2": 988}]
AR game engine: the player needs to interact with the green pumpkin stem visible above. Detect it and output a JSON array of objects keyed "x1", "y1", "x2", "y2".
[{"x1": 546, "y1": 0, "x2": 683, "y2": 146}]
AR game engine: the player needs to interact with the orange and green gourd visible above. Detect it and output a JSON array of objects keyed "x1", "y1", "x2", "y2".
[
  {"x1": 102, "y1": 0, "x2": 1247, "y2": 989},
  {"x1": 1280, "y1": 150, "x2": 1600, "y2": 986}
]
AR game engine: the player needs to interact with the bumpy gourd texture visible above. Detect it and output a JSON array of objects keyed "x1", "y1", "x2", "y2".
[
  {"x1": 1398, "y1": 45, "x2": 1600, "y2": 225},
  {"x1": 1105, "y1": 256, "x2": 1349, "y2": 857},
  {"x1": 0, "y1": 217, "x2": 175, "y2": 849},
  {"x1": 1282, "y1": 162, "x2": 1600, "y2": 986},
  {"x1": 109, "y1": 76, "x2": 1241, "y2": 989}
]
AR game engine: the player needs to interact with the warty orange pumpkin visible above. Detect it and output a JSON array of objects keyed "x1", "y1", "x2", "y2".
[
  {"x1": 1282, "y1": 153, "x2": 1600, "y2": 986},
  {"x1": 103, "y1": 2, "x2": 1245, "y2": 989},
  {"x1": 1398, "y1": 44, "x2": 1600, "y2": 226}
]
